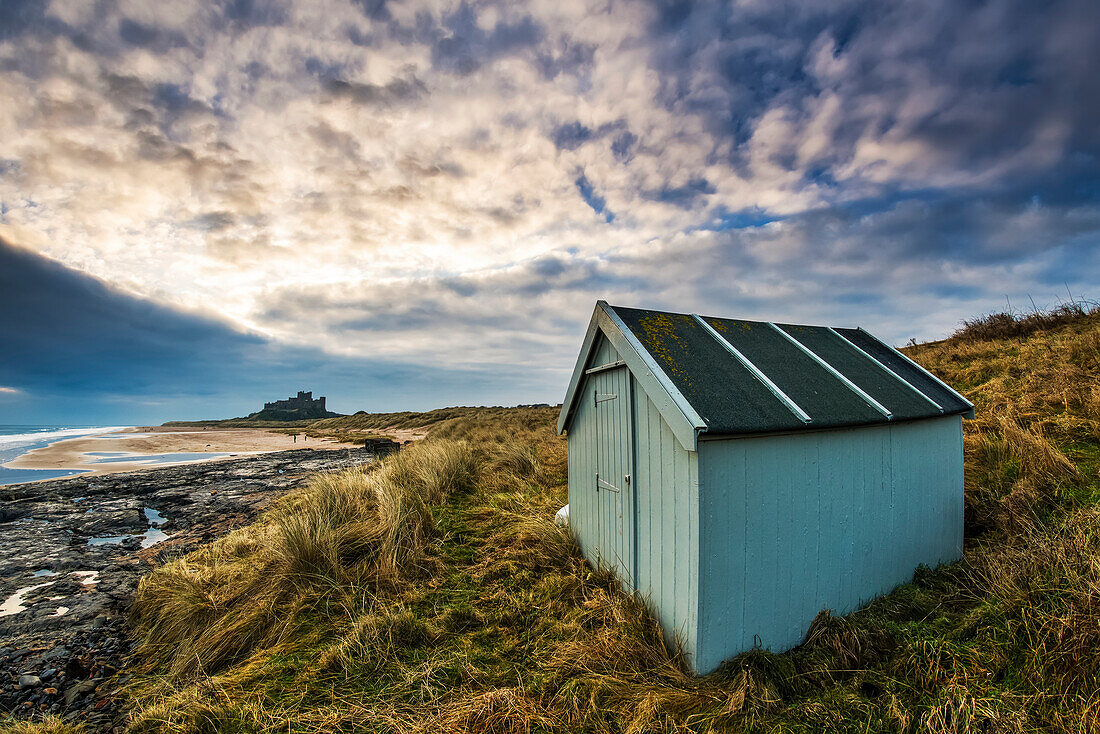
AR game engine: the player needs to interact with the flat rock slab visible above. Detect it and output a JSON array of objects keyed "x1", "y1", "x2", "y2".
[{"x1": 0, "y1": 447, "x2": 375, "y2": 730}]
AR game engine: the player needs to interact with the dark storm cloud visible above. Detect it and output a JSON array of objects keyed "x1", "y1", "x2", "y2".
[
  {"x1": 0, "y1": 240, "x2": 548, "y2": 422},
  {"x1": 645, "y1": 0, "x2": 828, "y2": 147},
  {"x1": 0, "y1": 237, "x2": 265, "y2": 397},
  {"x1": 693, "y1": 192, "x2": 1100, "y2": 321},
  {"x1": 133, "y1": 130, "x2": 198, "y2": 162},
  {"x1": 641, "y1": 0, "x2": 1100, "y2": 184},
  {"x1": 309, "y1": 122, "x2": 364, "y2": 159},
  {"x1": 0, "y1": 0, "x2": 41, "y2": 37}
]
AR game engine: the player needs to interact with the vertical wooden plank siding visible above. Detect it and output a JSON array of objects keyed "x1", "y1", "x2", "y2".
[
  {"x1": 695, "y1": 416, "x2": 964, "y2": 674},
  {"x1": 567, "y1": 339, "x2": 701, "y2": 665},
  {"x1": 593, "y1": 336, "x2": 619, "y2": 368},
  {"x1": 629, "y1": 377, "x2": 701, "y2": 665},
  {"x1": 566, "y1": 370, "x2": 591, "y2": 558},
  {"x1": 567, "y1": 335, "x2": 622, "y2": 564}
]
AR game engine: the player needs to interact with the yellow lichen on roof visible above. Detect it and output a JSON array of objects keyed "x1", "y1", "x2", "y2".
[
  {"x1": 709, "y1": 317, "x2": 754, "y2": 334},
  {"x1": 637, "y1": 312, "x2": 696, "y2": 388}
]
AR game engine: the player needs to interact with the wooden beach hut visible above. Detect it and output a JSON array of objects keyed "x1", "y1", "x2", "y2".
[{"x1": 557, "y1": 302, "x2": 974, "y2": 674}]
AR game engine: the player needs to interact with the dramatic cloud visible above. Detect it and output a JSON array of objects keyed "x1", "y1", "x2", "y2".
[
  {"x1": 0, "y1": 0, "x2": 1098, "y2": 419},
  {"x1": 0, "y1": 240, "x2": 550, "y2": 422}
]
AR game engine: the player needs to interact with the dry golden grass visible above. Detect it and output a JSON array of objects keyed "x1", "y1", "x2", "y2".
[
  {"x1": 115, "y1": 309, "x2": 1100, "y2": 734},
  {"x1": 952, "y1": 301, "x2": 1099, "y2": 342},
  {"x1": 0, "y1": 718, "x2": 85, "y2": 734},
  {"x1": 911, "y1": 306, "x2": 1100, "y2": 440},
  {"x1": 129, "y1": 438, "x2": 477, "y2": 682}
]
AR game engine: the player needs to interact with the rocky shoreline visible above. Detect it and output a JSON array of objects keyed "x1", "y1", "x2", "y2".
[{"x1": 0, "y1": 447, "x2": 376, "y2": 731}]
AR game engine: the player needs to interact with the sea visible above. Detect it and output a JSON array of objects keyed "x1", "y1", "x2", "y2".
[{"x1": 0, "y1": 425, "x2": 131, "y2": 486}]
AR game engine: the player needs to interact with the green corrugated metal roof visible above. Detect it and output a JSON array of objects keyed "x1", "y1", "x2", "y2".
[{"x1": 607, "y1": 305, "x2": 972, "y2": 437}]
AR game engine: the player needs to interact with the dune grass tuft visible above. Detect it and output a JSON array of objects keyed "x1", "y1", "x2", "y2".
[
  {"x1": 0, "y1": 718, "x2": 85, "y2": 734},
  {"x1": 129, "y1": 438, "x2": 477, "y2": 682},
  {"x1": 952, "y1": 300, "x2": 1100, "y2": 342}
]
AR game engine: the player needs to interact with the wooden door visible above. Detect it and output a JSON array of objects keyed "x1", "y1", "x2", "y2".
[{"x1": 592, "y1": 365, "x2": 636, "y2": 589}]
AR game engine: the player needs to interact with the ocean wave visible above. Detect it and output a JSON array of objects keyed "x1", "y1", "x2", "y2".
[{"x1": 0, "y1": 427, "x2": 132, "y2": 451}]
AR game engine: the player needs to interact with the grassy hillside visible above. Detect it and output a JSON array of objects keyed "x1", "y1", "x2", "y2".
[
  {"x1": 162, "y1": 418, "x2": 319, "y2": 429},
  {"x1": 164, "y1": 406, "x2": 554, "y2": 444},
  {"x1": 15, "y1": 308, "x2": 1100, "y2": 733}
]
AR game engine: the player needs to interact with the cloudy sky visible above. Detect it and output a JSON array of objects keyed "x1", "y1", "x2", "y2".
[{"x1": 1, "y1": 0, "x2": 1098, "y2": 423}]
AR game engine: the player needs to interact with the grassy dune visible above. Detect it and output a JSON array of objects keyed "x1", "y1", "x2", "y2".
[
  {"x1": 15, "y1": 308, "x2": 1100, "y2": 733},
  {"x1": 164, "y1": 406, "x2": 554, "y2": 444}
]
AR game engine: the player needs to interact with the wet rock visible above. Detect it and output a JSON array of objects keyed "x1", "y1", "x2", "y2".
[
  {"x1": 0, "y1": 447, "x2": 374, "y2": 729},
  {"x1": 42, "y1": 647, "x2": 69, "y2": 661},
  {"x1": 18, "y1": 674, "x2": 41, "y2": 689},
  {"x1": 64, "y1": 679, "x2": 97, "y2": 705}
]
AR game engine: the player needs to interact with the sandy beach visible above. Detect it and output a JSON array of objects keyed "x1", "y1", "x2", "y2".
[{"x1": 3, "y1": 427, "x2": 358, "y2": 478}]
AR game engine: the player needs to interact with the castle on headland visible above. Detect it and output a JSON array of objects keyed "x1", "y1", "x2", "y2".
[
  {"x1": 265, "y1": 391, "x2": 327, "y2": 413},
  {"x1": 247, "y1": 391, "x2": 340, "y2": 421}
]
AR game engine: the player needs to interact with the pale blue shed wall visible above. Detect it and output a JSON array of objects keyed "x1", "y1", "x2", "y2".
[
  {"x1": 694, "y1": 415, "x2": 964, "y2": 673},
  {"x1": 566, "y1": 335, "x2": 702, "y2": 668},
  {"x1": 630, "y1": 377, "x2": 700, "y2": 665}
]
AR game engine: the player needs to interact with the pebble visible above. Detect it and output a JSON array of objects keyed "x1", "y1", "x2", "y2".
[{"x1": 18, "y1": 675, "x2": 41, "y2": 689}]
